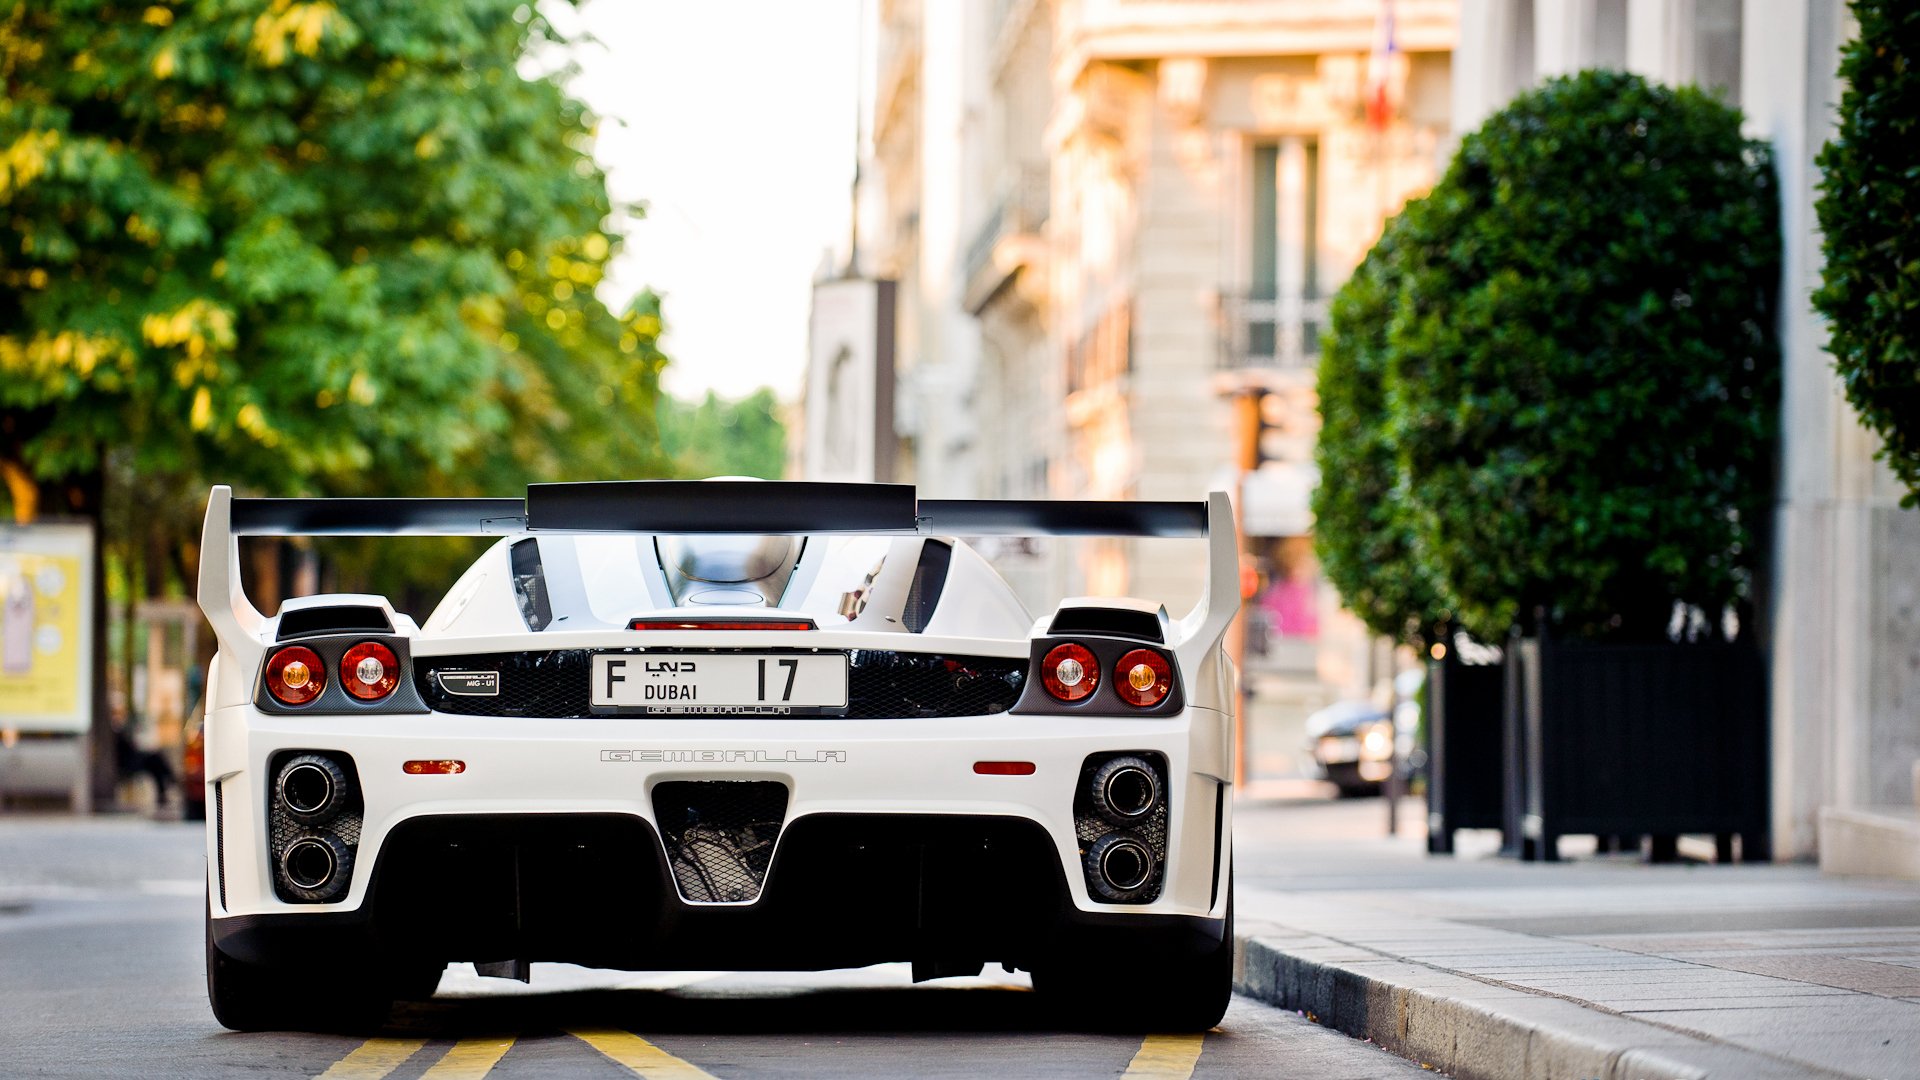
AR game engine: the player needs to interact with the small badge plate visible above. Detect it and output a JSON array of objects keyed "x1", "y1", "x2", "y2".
[{"x1": 437, "y1": 670, "x2": 500, "y2": 697}]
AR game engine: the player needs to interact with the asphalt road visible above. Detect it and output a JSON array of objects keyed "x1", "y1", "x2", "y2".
[{"x1": 0, "y1": 812, "x2": 1427, "y2": 1079}]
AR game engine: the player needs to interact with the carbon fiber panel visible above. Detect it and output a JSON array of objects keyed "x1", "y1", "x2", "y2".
[{"x1": 414, "y1": 648, "x2": 1026, "y2": 719}]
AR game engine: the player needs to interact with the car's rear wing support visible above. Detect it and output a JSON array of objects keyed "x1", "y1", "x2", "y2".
[{"x1": 198, "y1": 481, "x2": 1238, "y2": 669}]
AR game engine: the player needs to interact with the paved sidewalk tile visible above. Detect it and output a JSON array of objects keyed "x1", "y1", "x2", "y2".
[{"x1": 1231, "y1": 797, "x2": 1920, "y2": 1080}]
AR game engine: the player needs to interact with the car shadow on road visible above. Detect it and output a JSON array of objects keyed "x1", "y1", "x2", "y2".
[{"x1": 379, "y1": 985, "x2": 1070, "y2": 1039}]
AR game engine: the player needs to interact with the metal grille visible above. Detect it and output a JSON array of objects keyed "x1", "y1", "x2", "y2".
[
  {"x1": 652, "y1": 780, "x2": 789, "y2": 903},
  {"x1": 1072, "y1": 752, "x2": 1170, "y2": 904},
  {"x1": 414, "y1": 649, "x2": 1026, "y2": 719}
]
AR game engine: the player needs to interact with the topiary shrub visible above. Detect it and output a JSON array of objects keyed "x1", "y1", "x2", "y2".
[
  {"x1": 1815, "y1": 0, "x2": 1920, "y2": 507},
  {"x1": 1381, "y1": 70, "x2": 1779, "y2": 642},
  {"x1": 1312, "y1": 210, "x2": 1452, "y2": 650}
]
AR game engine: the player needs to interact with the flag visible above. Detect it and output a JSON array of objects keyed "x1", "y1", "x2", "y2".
[{"x1": 1367, "y1": 0, "x2": 1398, "y2": 131}]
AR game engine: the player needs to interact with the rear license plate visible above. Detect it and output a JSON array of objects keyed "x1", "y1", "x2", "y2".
[{"x1": 590, "y1": 653, "x2": 849, "y2": 712}]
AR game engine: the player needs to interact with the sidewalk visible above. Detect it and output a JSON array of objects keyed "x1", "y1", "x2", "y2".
[{"x1": 1231, "y1": 797, "x2": 1920, "y2": 1080}]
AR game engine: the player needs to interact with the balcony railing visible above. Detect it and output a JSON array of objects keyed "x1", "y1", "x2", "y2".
[
  {"x1": 961, "y1": 164, "x2": 1050, "y2": 295},
  {"x1": 1217, "y1": 292, "x2": 1331, "y2": 372}
]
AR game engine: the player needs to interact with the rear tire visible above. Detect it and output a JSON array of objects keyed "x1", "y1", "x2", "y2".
[
  {"x1": 205, "y1": 903, "x2": 399, "y2": 1033},
  {"x1": 1037, "y1": 895, "x2": 1233, "y2": 1033}
]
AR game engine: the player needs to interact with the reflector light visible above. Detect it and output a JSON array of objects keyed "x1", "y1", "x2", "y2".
[
  {"x1": 1114, "y1": 648, "x2": 1173, "y2": 708},
  {"x1": 265, "y1": 646, "x2": 324, "y2": 706},
  {"x1": 1041, "y1": 643, "x2": 1099, "y2": 702},
  {"x1": 628, "y1": 618, "x2": 816, "y2": 631},
  {"x1": 340, "y1": 641, "x2": 400, "y2": 701},
  {"x1": 403, "y1": 759, "x2": 466, "y2": 775},
  {"x1": 973, "y1": 761, "x2": 1037, "y2": 775}
]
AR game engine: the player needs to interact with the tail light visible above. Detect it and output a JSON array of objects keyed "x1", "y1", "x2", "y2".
[
  {"x1": 1114, "y1": 648, "x2": 1173, "y2": 708},
  {"x1": 340, "y1": 641, "x2": 400, "y2": 701},
  {"x1": 1041, "y1": 643, "x2": 1098, "y2": 702},
  {"x1": 265, "y1": 646, "x2": 324, "y2": 706},
  {"x1": 629, "y1": 618, "x2": 816, "y2": 631}
]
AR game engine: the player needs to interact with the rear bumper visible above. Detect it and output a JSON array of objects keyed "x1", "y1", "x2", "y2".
[
  {"x1": 203, "y1": 704, "x2": 1235, "y2": 936},
  {"x1": 210, "y1": 811, "x2": 1228, "y2": 972}
]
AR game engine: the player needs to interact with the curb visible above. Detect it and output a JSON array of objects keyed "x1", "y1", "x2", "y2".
[{"x1": 1231, "y1": 931, "x2": 1851, "y2": 1080}]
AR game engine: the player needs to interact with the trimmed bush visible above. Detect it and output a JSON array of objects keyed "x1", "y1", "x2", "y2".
[
  {"x1": 1356, "y1": 70, "x2": 1778, "y2": 642},
  {"x1": 1815, "y1": 0, "x2": 1920, "y2": 507},
  {"x1": 1312, "y1": 210, "x2": 1452, "y2": 649}
]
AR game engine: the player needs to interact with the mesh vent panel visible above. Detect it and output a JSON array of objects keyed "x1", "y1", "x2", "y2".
[
  {"x1": 214, "y1": 780, "x2": 226, "y2": 910},
  {"x1": 652, "y1": 780, "x2": 789, "y2": 903},
  {"x1": 415, "y1": 649, "x2": 1025, "y2": 719}
]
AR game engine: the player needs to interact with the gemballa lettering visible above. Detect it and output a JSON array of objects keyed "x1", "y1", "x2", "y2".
[{"x1": 598, "y1": 749, "x2": 848, "y2": 763}]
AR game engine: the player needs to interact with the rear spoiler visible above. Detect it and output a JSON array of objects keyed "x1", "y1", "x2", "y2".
[{"x1": 198, "y1": 481, "x2": 1238, "y2": 668}]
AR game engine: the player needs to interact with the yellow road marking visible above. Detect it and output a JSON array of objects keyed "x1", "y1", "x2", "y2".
[
  {"x1": 314, "y1": 1038, "x2": 427, "y2": 1080},
  {"x1": 420, "y1": 1037, "x2": 517, "y2": 1079},
  {"x1": 570, "y1": 1028, "x2": 719, "y2": 1079},
  {"x1": 1123, "y1": 1033, "x2": 1207, "y2": 1079}
]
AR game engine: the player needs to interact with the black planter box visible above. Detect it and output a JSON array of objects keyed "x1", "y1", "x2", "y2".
[
  {"x1": 1506, "y1": 636, "x2": 1769, "y2": 862},
  {"x1": 1425, "y1": 655, "x2": 1507, "y2": 854}
]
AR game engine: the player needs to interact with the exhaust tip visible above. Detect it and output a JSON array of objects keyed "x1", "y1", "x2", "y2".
[
  {"x1": 1086, "y1": 833, "x2": 1155, "y2": 900},
  {"x1": 1090, "y1": 756, "x2": 1160, "y2": 825},
  {"x1": 280, "y1": 762, "x2": 336, "y2": 817},
  {"x1": 283, "y1": 838, "x2": 337, "y2": 891}
]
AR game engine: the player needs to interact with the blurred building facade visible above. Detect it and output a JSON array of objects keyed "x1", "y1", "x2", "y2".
[
  {"x1": 839, "y1": 0, "x2": 1457, "y2": 712},
  {"x1": 1452, "y1": 0, "x2": 1920, "y2": 868}
]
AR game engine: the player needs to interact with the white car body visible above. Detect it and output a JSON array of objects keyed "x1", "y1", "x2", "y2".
[{"x1": 196, "y1": 481, "x2": 1239, "y2": 1031}]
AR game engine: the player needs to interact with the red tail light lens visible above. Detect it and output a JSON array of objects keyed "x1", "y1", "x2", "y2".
[
  {"x1": 628, "y1": 618, "x2": 817, "y2": 631},
  {"x1": 340, "y1": 641, "x2": 400, "y2": 701},
  {"x1": 403, "y1": 759, "x2": 466, "y2": 775},
  {"x1": 1041, "y1": 643, "x2": 1099, "y2": 702},
  {"x1": 1114, "y1": 648, "x2": 1173, "y2": 708},
  {"x1": 265, "y1": 646, "x2": 324, "y2": 706}
]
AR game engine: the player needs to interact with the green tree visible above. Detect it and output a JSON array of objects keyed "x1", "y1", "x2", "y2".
[
  {"x1": 1312, "y1": 209, "x2": 1452, "y2": 650},
  {"x1": 1383, "y1": 70, "x2": 1778, "y2": 641},
  {"x1": 0, "y1": 0, "x2": 667, "y2": 536},
  {"x1": 1815, "y1": 0, "x2": 1920, "y2": 507},
  {"x1": 659, "y1": 387, "x2": 789, "y2": 480}
]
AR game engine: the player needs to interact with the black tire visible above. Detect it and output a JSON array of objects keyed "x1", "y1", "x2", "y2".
[
  {"x1": 205, "y1": 903, "x2": 395, "y2": 1033},
  {"x1": 1036, "y1": 893, "x2": 1233, "y2": 1033}
]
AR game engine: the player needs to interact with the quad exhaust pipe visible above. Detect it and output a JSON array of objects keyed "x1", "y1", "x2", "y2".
[
  {"x1": 277, "y1": 755, "x2": 348, "y2": 823},
  {"x1": 282, "y1": 837, "x2": 338, "y2": 892},
  {"x1": 1089, "y1": 756, "x2": 1160, "y2": 825},
  {"x1": 1079, "y1": 754, "x2": 1166, "y2": 902},
  {"x1": 270, "y1": 752, "x2": 359, "y2": 902},
  {"x1": 1087, "y1": 833, "x2": 1155, "y2": 899}
]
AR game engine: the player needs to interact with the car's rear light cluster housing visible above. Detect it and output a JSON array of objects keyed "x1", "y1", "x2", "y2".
[
  {"x1": 1012, "y1": 637, "x2": 1184, "y2": 715},
  {"x1": 255, "y1": 635, "x2": 428, "y2": 714},
  {"x1": 267, "y1": 749, "x2": 363, "y2": 904}
]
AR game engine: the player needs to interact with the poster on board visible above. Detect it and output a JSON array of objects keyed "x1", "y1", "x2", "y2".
[{"x1": 0, "y1": 522, "x2": 95, "y2": 734}]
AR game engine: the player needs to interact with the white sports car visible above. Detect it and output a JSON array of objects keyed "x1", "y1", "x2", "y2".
[{"x1": 196, "y1": 481, "x2": 1239, "y2": 1032}]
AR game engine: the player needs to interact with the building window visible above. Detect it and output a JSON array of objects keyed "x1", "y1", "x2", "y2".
[{"x1": 1228, "y1": 138, "x2": 1323, "y2": 371}]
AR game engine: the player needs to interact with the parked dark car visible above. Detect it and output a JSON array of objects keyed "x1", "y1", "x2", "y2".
[{"x1": 1306, "y1": 699, "x2": 1395, "y2": 797}]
